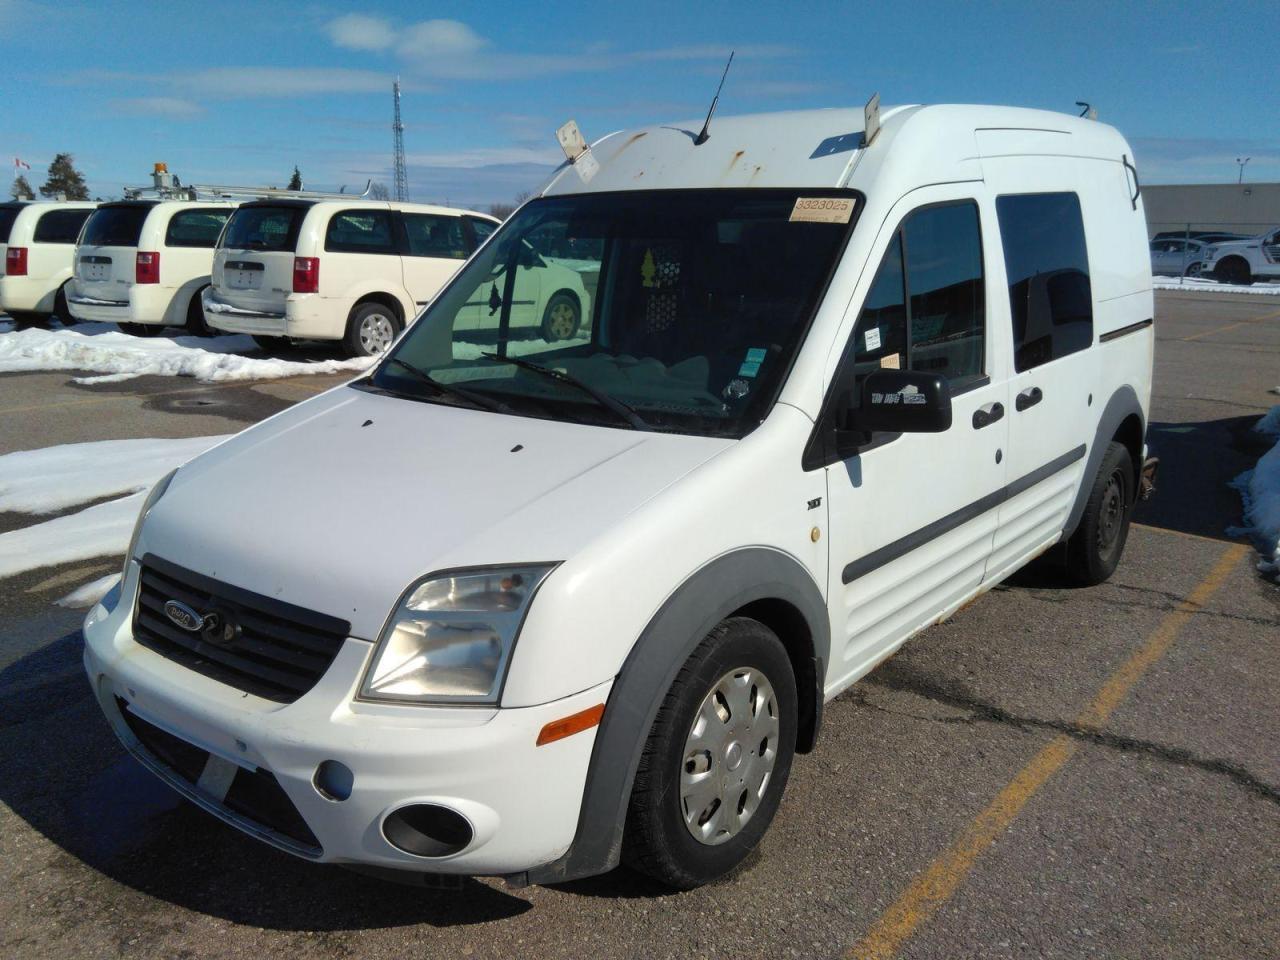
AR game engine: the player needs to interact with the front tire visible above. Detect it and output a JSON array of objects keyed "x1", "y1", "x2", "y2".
[
  {"x1": 540, "y1": 291, "x2": 581, "y2": 341},
  {"x1": 53, "y1": 283, "x2": 73, "y2": 325},
  {"x1": 343, "y1": 302, "x2": 401, "y2": 358},
  {"x1": 1214, "y1": 257, "x2": 1252, "y2": 285},
  {"x1": 622, "y1": 617, "x2": 797, "y2": 889},
  {"x1": 1063, "y1": 441, "x2": 1134, "y2": 585},
  {"x1": 185, "y1": 286, "x2": 214, "y2": 336}
]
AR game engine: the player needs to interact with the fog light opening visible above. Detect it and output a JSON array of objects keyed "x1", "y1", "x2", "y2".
[
  {"x1": 383, "y1": 804, "x2": 474, "y2": 858},
  {"x1": 313, "y1": 760, "x2": 354, "y2": 802}
]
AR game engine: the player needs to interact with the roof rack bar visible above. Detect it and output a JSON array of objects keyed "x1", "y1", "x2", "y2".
[{"x1": 186, "y1": 180, "x2": 373, "y2": 201}]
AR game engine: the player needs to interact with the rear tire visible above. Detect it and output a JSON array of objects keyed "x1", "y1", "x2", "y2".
[
  {"x1": 7, "y1": 311, "x2": 45, "y2": 329},
  {"x1": 118, "y1": 323, "x2": 165, "y2": 338},
  {"x1": 622, "y1": 617, "x2": 797, "y2": 890},
  {"x1": 343, "y1": 301, "x2": 401, "y2": 358},
  {"x1": 1063, "y1": 441, "x2": 1134, "y2": 585},
  {"x1": 185, "y1": 286, "x2": 214, "y2": 336},
  {"x1": 1214, "y1": 257, "x2": 1252, "y2": 285}
]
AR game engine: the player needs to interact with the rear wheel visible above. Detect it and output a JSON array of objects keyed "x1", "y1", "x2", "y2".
[
  {"x1": 7, "y1": 311, "x2": 44, "y2": 329},
  {"x1": 622, "y1": 617, "x2": 797, "y2": 889},
  {"x1": 118, "y1": 322, "x2": 165, "y2": 338},
  {"x1": 343, "y1": 301, "x2": 401, "y2": 358},
  {"x1": 540, "y1": 291, "x2": 581, "y2": 341},
  {"x1": 1063, "y1": 441, "x2": 1134, "y2": 585},
  {"x1": 1214, "y1": 257, "x2": 1252, "y2": 285},
  {"x1": 185, "y1": 286, "x2": 213, "y2": 336}
]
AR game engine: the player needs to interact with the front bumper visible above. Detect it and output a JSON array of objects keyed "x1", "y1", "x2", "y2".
[{"x1": 83, "y1": 561, "x2": 609, "y2": 876}]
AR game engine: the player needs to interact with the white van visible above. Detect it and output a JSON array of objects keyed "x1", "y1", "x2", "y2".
[
  {"x1": 202, "y1": 201, "x2": 528, "y2": 357},
  {"x1": 84, "y1": 104, "x2": 1156, "y2": 890},
  {"x1": 0, "y1": 200, "x2": 97, "y2": 325},
  {"x1": 68, "y1": 200, "x2": 238, "y2": 336}
]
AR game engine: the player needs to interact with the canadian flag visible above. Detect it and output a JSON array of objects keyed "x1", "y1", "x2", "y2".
[{"x1": 13, "y1": 157, "x2": 31, "y2": 172}]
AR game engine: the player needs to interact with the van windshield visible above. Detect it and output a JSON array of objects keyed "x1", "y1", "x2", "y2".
[
  {"x1": 83, "y1": 204, "x2": 154, "y2": 247},
  {"x1": 372, "y1": 189, "x2": 858, "y2": 438},
  {"x1": 223, "y1": 205, "x2": 305, "y2": 251}
]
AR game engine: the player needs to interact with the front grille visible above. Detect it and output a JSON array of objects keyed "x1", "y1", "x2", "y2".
[
  {"x1": 133, "y1": 554, "x2": 352, "y2": 703},
  {"x1": 117, "y1": 697, "x2": 320, "y2": 852}
]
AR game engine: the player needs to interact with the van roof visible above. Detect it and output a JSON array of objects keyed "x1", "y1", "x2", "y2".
[
  {"x1": 539, "y1": 104, "x2": 1134, "y2": 197},
  {"x1": 233, "y1": 198, "x2": 498, "y2": 221}
]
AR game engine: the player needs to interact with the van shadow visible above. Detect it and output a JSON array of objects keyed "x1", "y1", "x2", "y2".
[
  {"x1": 1134, "y1": 414, "x2": 1270, "y2": 542},
  {"x1": 0, "y1": 630, "x2": 534, "y2": 931}
]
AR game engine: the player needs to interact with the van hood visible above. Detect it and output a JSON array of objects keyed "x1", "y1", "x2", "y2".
[{"x1": 139, "y1": 384, "x2": 732, "y2": 639}]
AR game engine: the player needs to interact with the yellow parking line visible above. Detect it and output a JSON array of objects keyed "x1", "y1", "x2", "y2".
[
  {"x1": 1131, "y1": 522, "x2": 1242, "y2": 546},
  {"x1": 847, "y1": 543, "x2": 1248, "y2": 960},
  {"x1": 1179, "y1": 306, "x2": 1280, "y2": 342}
]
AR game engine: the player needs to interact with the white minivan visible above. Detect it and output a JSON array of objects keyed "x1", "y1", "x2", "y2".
[
  {"x1": 203, "y1": 201, "x2": 523, "y2": 357},
  {"x1": 0, "y1": 200, "x2": 97, "y2": 325},
  {"x1": 68, "y1": 200, "x2": 238, "y2": 336},
  {"x1": 84, "y1": 104, "x2": 1156, "y2": 890}
]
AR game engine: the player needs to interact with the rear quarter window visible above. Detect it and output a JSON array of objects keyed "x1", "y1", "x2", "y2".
[
  {"x1": 34, "y1": 208, "x2": 94, "y2": 244},
  {"x1": 165, "y1": 208, "x2": 233, "y2": 248},
  {"x1": 0, "y1": 206, "x2": 22, "y2": 244},
  {"x1": 325, "y1": 209, "x2": 397, "y2": 255},
  {"x1": 223, "y1": 206, "x2": 306, "y2": 252},
  {"x1": 995, "y1": 192, "x2": 1093, "y2": 372},
  {"x1": 83, "y1": 205, "x2": 153, "y2": 247}
]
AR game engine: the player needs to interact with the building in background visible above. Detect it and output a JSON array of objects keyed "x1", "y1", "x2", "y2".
[{"x1": 1144, "y1": 182, "x2": 1280, "y2": 238}]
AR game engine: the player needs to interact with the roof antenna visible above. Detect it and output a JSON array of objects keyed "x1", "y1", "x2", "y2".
[
  {"x1": 1076, "y1": 100, "x2": 1097, "y2": 120},
  {"x1": 694, "y1": 50, "x2": 734, "y2": 146}
]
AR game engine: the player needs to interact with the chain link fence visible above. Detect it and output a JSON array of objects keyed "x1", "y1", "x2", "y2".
[{"x1": 1146, "y1": 220, "x2": 1280, "y2": 287}]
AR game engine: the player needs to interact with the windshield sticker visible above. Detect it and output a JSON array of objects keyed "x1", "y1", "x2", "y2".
[
  {"x1": 790, "y1": 197, "x2": 856, "y2": 224},
  {"x1": 879, "y1": 353, "x2": 901, "y2": 370},
  {"x1": 738, "y1": 360, "x2": 762, "y2": 378},
  {"x1": 864, "y1": 326, "x2": 882, "y2": 351},
  {"x1": 745, "y1": 347, "x2": 768, "y2": 363}
]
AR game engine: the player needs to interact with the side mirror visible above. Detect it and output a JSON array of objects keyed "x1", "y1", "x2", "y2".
[{"x1": 849, "y1": 369, "x2": 952, "y2": 434}]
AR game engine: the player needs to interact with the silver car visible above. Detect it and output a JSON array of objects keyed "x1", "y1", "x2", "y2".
[{"x1": 1149, "y1": 237, "x2": 1205, "y2": 277}]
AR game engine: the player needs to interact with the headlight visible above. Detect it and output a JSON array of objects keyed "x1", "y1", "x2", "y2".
[
  {"x1": 123, "y1": 468, "x2": 177, "y2": 576},
  {"x1": 360, "y1": 565, "x2": 556, "y2": 705}
]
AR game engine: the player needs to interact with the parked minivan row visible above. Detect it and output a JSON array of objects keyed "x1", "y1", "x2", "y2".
[
  {"x1": 204, "y1": 200, "x2": 534, "y2": 357},
  {"x1": 84, "y1": 102, "x2": 1158, "y2": 890},
  {"x1": 0, "y1": 200, "x2": 97, "y2": 325}
]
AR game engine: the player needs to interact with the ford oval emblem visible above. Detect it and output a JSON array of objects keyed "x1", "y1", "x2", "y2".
[{"x1": 164, "y1": 600, "x2": 205, "y2": 633}]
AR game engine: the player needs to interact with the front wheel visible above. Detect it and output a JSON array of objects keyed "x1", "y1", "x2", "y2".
[
  {"x1": 1064, "y1": 441, "x2": 1134, "y2": 585},
  {"x1": 185, "y1": 286, "x2": 214, "y2": 336},
  {"x1": 343, "y1": 302, "x2": 401, "y2": 358},
  {"x1": 1214, "y1": 257, "x2": 1252, "y2": 285},
  {"x1": 53, "y1": 283, "x2": 74, "y2": 325},
  {"x1": 622, "y1": 617, "x2": 797, "y2": 889},
  {"x1": 540, "y1": 291, "x2": 581, "y2": 341}
]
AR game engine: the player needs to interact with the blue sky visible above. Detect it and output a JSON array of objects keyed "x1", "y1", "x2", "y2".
[{"x1": 4, "y1": 0, "x2": 1278, "y2": 208}]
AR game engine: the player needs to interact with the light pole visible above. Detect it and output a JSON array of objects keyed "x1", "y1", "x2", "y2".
[{"x1": 1236, "y1": 157, "x2": 1250, "y2": 184}]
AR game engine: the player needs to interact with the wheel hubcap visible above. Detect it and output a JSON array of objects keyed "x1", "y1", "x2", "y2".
[
  {"x1": 548, "y1": 302, "x2": 576, "y2": 339},
  {"x1": 1097, "y1": 470, "x2": 1125, "y2": 551},
  {"x1": 359, "y1": 313, "x2": 395, "y2": 354},
  {"x1": 680, "y1": 667, "x2": 779, "y2": 846}
]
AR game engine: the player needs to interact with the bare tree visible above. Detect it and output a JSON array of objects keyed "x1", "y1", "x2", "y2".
[
  {"x1": 369, "y1": 181, "x2": 391, "y2": 200},
  {"x1": 488, "y1": 190, "x2": 532, "y2": 221}
]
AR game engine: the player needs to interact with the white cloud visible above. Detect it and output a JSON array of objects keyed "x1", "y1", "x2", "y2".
[
  {"x1": 183, "y1": 66, "x2": 389, "y2": 98},
  {"x1": 325, "y1": 12, "x2": 396, "y2": 51},
  {"x1": 109, "y1": 96, "x2": 204, "y2": 118},
  {"x1": 399, "y1": 19, "x2": 488, "y2": 58}
]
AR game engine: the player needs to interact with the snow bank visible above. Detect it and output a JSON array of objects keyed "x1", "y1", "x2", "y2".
[
  {"x1": 0, "y1": 434, "x2": 226, "y2": 578},
  {"x1": 0, "y1": 435, "x2": 228, "y2": 514},
  {"x1": 57, "y1": 573, "x2": 122, "y2": 609},
  {"x1": 0, "y1": 323, "x2": 375, "y2": 383},
  {"x1": 1154, "y1": 277, "x2": 1280, "y2": 296},
  {"x1": 1229, "y1": 405, "x2": 1280, "y2": 582}
]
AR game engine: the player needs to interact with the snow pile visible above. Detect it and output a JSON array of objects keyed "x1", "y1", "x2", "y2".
[
  {"x1": 0, "y1": 435, "x2": 227, "y2": 579},
  {"x1": 1229, "y1": 406, "x2": 1280, "y2": 582},
  {"x1": 0, "y1": 323, "x2": 376, "y2": 383},
  {"x1": 1154, "y1": 277, "x2": 1280, "y2": 296},
  {"x1": 57, "y1": 573, "x2": 122, "y2": 609}
]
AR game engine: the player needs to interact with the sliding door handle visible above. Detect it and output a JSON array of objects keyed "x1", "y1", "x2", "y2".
[
  {"x1": 972, "y1": 402, "x2": 1005, "y2": 430},
  {"x1": 1016, "y1": 386, "x2": 1043, "y2": 412}
]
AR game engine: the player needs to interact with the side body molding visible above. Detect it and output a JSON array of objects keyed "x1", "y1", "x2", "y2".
[
  {"x1": 1063, "y1": 384, "x2": 1145, "y2": 538},
  {"x1": 523, "y1": 547, "x2": 829, "y2": 885}
]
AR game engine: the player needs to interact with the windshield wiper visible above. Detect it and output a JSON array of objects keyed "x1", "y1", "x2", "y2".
[
  {"x1": 385, "y1": 357, "x2": 515, "y2": 414},
  {"x1": 481, "y1": 352, "x2": 649, "y2": 430}
]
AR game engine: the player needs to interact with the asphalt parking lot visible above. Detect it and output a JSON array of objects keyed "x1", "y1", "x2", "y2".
[{"x1": 1, "y1": 291, "x2": 1277, "y2": 959}]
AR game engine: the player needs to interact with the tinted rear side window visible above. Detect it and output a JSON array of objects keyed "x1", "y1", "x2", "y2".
[
  {"x1": 165, "y1": 208, "x2": 233, "y2": 248},
  {"x1": 0, "y1": 205, "x2": 22, "y2": 243},
  {"x1": 34, "y1": 208, "x2": 94, "y2": 244},
  {"x1": 402, "y1": 213, "x2": 467, "y2": 259},
  {"x1": 83, "y1": 205, "x2": 153, "y2": 247},
  {"x1": 996, "y1": 192, "x2": 1093, "y2": 372},
  {"x1": 325, "y1": 210, "x2": 397, "y2": 255},
  {"x1": 223, "y1": 205, "x2": 305, "y2": 251}
]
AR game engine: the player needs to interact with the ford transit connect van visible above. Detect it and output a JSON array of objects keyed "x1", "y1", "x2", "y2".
[
  {"x1": 68, "y1": 200, "x2": 238, "y2": 336},
  {"x1": 203, "y1": 201, "x2": 509, "y2": 357},
  {"x1": 0, "y1": 200, "x2": 97, "y2": 325},
  {"x1": 84, "y1": 104, "x2": 1156, "y2": 890}
]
